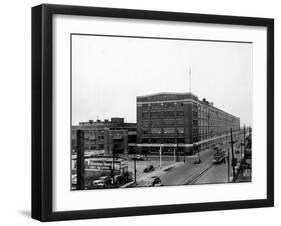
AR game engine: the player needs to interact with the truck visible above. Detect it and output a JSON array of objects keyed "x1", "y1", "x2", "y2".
[{"x1": 212, "y1": 146, "x2": 226, "y2": 164}]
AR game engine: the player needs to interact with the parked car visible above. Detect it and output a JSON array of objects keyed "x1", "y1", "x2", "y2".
[
  {"x1": 92, "y1": 179, "x2": 105, "y2": 188},
  {"x1": 144, "y1": 176, "x2": 162, "y2": 187},
  {"x1": 193, "y1": 158, "x2": 201, "y2": 164},
  {"x1": 99, "y1": 176, "x2": 112, "y2": 185},
  {"x1": 132, "y1": 154, "x2": 145, "y2": 161},
  {"x1": 150, "y1": 176, "x2": 162, "y2": 186},
  {"x1": 143, "y1": 165, "x2": 154, "y2": 173}
]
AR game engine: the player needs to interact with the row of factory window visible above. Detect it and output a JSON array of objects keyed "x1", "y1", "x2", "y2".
[
  {"x1": 142, "y1": 127, "x2": 185, "y2": 134},
  {"x1": 141, "y1": 123, "x2": 239, "y2": 133},
  {"x1": 141, "y1": 121, "x2": 239, "y2": 132},
  {"x1": 142, "y1": 137, "x2": 185, "y2": 144},
  {"x1": 142, "y1": 119, "x2": 184, "y2": 127},
  {"x1": 142, "y1": 110, "x2": 238, "y2": 126},
  {"x1": 74, "y1": 143, "x2": 104, "y2": 150},
  {"x1": 197, "y1": 106, "x2": 238, "y2": 121},
  {"x1": 142, "y1": 128, "x2": 230, "y2": 137},
  {"x1": 197, "y1": 117, "x2": 238, "y2": 125},
  {"x1": 141, "y1": 106, "x2": 238, "y2": 125},
  {"x1": 142, "y1": 110, "x2": 184, "y2": 119},
  {"x1": 140, "y1": 101, "x2": 236, "y2": 124},
  {"x1": 141, "y1": 102, "x2": 184, "y2": 111},
  {"x1": 196, "y1": 116, "x2": 239, "y2": 125},
  {"x1": 198, "y1": 127, "x2": 235, "y2": 133},
  {"x1": 82, "y1": 135, "x2": 104, "y2": 141},
  {"x1": 197, "y1": 111, "x2": 238, "y2": 123},
  {"x1": 201, "y1": 121, "x2": 238, "y2": 129}
]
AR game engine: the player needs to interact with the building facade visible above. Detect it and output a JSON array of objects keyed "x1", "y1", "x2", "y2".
[
  {"x1": 136, "y1": 92, "x2": 240, "y2": 155},
  {"x1": 72, "y1": 117, "x2": 136, "y2": 154}
]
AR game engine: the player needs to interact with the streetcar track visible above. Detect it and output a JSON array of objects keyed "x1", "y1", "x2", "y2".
[{"x1": 184, "y1": 164, "x2": 215, "y2": 185}]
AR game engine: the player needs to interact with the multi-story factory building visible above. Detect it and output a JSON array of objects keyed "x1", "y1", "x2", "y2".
[
  {"x1": 72, "y1": 117, "x2": 136, "y2": 155},
  {"x1": 136, "y1": 92, "x2": 240, "y2": 155}
]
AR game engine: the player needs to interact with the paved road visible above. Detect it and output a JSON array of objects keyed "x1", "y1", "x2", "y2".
[
  {"x1": 127, "y1": 154, "x2": 207, "y2": 184},
  {"x1": 126, "y1": 133, "x2": 246, "y2": 187},
  {"x1": 192, "y1": 162, "x2": 228, "y2": 184},
  {"x1": 160, "y1": 148, "x2": 215, "y2": 186},
  {"x1": 160, "y1": 136, "x2": 244, "y2": 186}
]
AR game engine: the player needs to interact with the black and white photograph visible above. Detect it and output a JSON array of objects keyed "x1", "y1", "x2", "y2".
[
  {"x1": 29, "y1": 3, "x2": 274, "y2": 222},
  {"x1": 71, "y1": 34, "x2": 253, "y2": 191}
]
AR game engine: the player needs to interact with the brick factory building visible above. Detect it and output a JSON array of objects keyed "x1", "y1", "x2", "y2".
[
  {"x1": 72, "y1": 117, "x2": 136, "y2": 155},
  {"x1": 136, "y1": 92, "x2": 240, "y2": 155}
]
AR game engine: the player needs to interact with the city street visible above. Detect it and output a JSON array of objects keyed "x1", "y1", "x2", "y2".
[
  {"x1": 160, "y1": 148, "x2": 215, "y2": 186},
  {"x1": 126, "y1": 155, "x2": 176, "y2": 182},
  {"x1": 192, "y1": 162, "x2": 228, "y2": 184},
  {"x1": 159, "y1": 134, "x2": 246, "y2": 186}
]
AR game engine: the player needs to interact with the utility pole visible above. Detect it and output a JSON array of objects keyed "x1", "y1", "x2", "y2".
[
  {"x1": 240, "y1": 142, "x2": 243, "y2": 162},
  {"x1": 243, "y1": 124, "x2": 246, "y2": 159},
  {"x1": 227, "y1": 148, "x2": 230, "y2": 183},
  {"x1": 183, "y1": 145, "x2": 186, "y2": 163},
  {"x1": 176, "y1": 129, "x2": 179, "y2": 162},
  {"x1": 230, "y1": 128, "x2": 236, "y2": 182},
  {"x1": 133, "y1": 150, "x2": 136, "y2": 183},
  {"x1": 76, "y1": 130, "x2": 85, "y2": 190},
  {"x1": 112, "y1": 150, "x2": 115, "y2": 184},
  {"x1": 159, "y1": 145, "x2": 162, "y2": 167}
]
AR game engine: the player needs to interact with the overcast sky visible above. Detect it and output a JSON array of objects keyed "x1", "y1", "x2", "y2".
[{"x1": 72, "y1": 34, "x2": 252, "y2": 126}]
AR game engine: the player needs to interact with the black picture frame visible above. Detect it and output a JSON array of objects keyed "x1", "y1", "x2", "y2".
[{"x1": 32, "y1": 4, "x2": 274, "y2": 222}]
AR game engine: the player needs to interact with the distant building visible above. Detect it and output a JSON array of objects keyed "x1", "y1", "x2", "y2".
[
  {"x1": 136, "y1": 92, "x2": 240, "y2": 155},
  {"x1": 72, "y1": 117, "x2": 136, "y2": 154}
]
